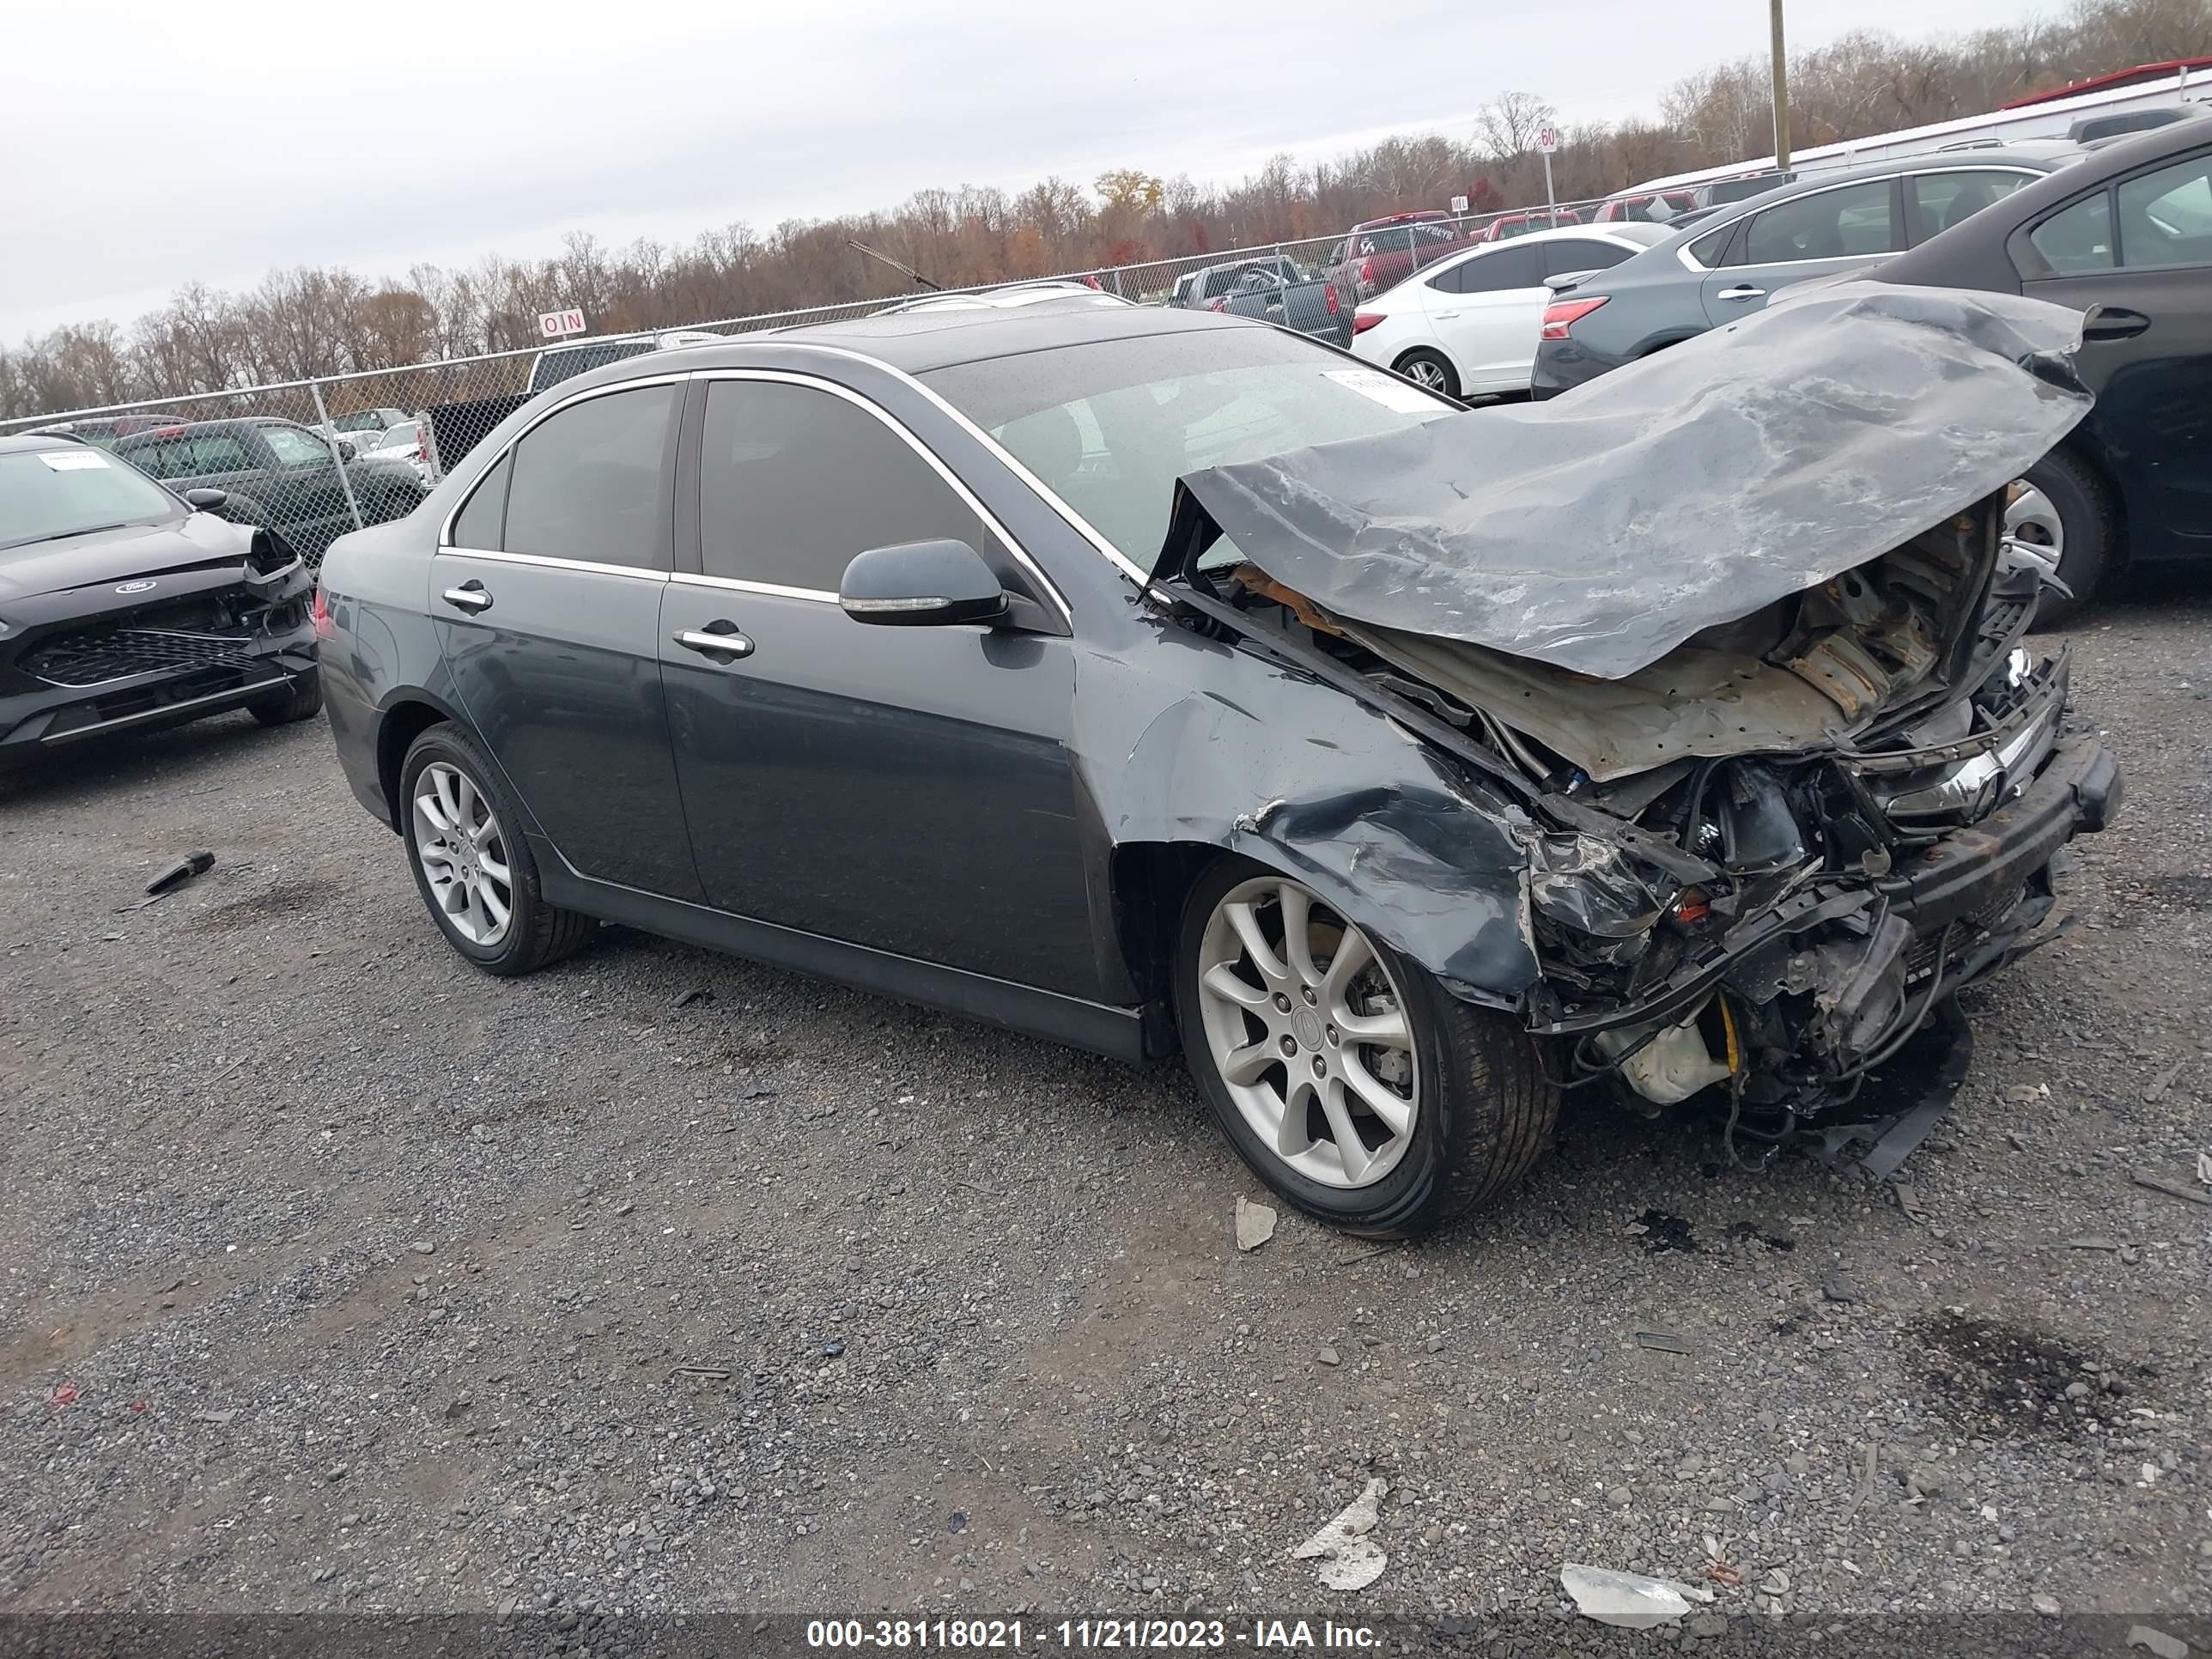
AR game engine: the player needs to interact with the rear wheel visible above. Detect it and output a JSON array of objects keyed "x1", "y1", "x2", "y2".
[
  {"x1": 400, "y1": 723, "x2": 593, "y2": 976},
  {"x1": 1174, "y1": 858, "x2": 1557, "y2": 1237},
  {"x1": 1392, "y1": 348, "x2": 1460, "y2": 398},
  {"x1": 2007, "y1": 447, "x2": 2115, "y2": 626}
]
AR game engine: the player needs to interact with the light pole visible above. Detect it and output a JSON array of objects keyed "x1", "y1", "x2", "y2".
[{"x1": 1770, "y1": 0, "x2": 1792, "y2": 170}]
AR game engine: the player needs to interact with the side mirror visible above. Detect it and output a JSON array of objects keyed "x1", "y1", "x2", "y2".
[
  {"x1": 183, "y1": 487, "x2": 228, "y2": 512},
  {"x1": 335, "y1": 440, "x2": 358, "y2": 463},
  {"x1": 839, "y1": 538, "x2": 1008, "y2": 629}
]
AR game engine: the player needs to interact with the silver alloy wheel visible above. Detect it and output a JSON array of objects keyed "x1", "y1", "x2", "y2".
[
  {"x1": 2002, "y1": 483, "x2": 2064, "y2": 578},
  {"x1": 1400, "y1": 356, "x2": 1449, "y2": 391},
  {"x1": 411, "y1": 761, "x2": 514, "y2": 947},
  {"x1": 1194, "y1": 875, "x2": 1419, "y2": 1188}
]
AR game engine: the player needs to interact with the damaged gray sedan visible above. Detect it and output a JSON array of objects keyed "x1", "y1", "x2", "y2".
[{"x1": 320, "y1": 283, "x2": 2118, "y2": 1237}]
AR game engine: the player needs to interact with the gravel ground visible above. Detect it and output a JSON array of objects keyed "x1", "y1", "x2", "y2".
[{"x1": 3, "y1": 586, "x2": 2209, "y2": 1652}]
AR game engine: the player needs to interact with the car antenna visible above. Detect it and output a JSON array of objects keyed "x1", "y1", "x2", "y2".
[{"x1": 848, "y1": 240, "x2": 943, "y2": 291}]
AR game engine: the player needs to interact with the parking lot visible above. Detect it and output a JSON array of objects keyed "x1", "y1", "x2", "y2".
[{"x1": 3, "y1": 580, "x2": 2208, "y2": 1638}]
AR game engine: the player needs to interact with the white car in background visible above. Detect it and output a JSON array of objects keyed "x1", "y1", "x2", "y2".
[{"x1": 1350, "y1": 223, "x2": 1671, "y2": 398}]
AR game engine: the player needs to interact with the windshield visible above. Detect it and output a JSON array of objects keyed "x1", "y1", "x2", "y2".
[
  {"x1": 924, "y1": 327, "x2": 1455, "y2": 573},
  {"x1": 1, "y1": 447, "x2": 184, "y2": 552}
]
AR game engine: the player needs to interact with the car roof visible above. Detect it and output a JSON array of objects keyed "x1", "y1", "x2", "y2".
[
  {"x1": 0, "y1": 432, "x2": 81, "y2": 455},
  {"x1": 1878, "y1": 117, "x2": 2212, "y2": 280},
  {"x1": 564, "y1": 302, "x2": 1262, "y2": 383}
]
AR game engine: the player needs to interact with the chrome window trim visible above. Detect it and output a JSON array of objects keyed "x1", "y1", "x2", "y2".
[
  {"x1": 436, "y1": 371, "x2": 691, "y2": 554},
  {"x1": 689, "y1": 367, "x2": 1073, "y2": 625},
  {"x1": 670, "y1": 570, "x2": 838, "y2": 605},
  {"x1": 432, "y1": 545, "x2": 671, "y2": 582},
  {"x1": 1676, "y1": 164, "x2": 2044, "y2": 272}
]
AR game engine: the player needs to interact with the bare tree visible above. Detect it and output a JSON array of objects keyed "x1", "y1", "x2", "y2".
[{"x1": 1474, "y1": 90, "x2": 1560, "y2": 161}]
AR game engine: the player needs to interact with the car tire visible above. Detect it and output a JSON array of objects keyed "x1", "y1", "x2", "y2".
[
  {"x1": 399, "y1": 722, "x2": 594, "y2": 977},
  {"x1": 1173, "y1": 856, "x2": 1557, "y2": 1237},
  {"x1": 2009, "y1": 447, "x2": 2116, "y2": 627},
  {"x1": 247, "y1": 668, "x2": 324, "y2": 726},
  {"x1": 1392, "y1": 348, "x2": 1461, "y2": 399}
]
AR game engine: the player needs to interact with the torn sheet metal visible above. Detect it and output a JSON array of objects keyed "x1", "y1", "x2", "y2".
[
  {"x1": 1075, "y1": 624, "x2": 1540, "y2": 1003},
  {"x1": 1175, "y1": 282, "x2": 2089, "y2": 681}
]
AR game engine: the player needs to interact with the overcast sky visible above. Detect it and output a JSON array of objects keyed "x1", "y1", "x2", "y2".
[{"x1": 6, "y1": 0, "x2": 2050, "y2": 343}]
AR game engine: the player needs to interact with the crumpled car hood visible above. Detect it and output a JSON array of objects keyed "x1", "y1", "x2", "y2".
[{"x1": 1171, "y1": 281, "x2": 2091, "y2": 681}]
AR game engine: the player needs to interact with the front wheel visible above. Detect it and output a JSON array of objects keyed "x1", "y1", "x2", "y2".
[
  {"x1": 1392, "y1": 348, "x2": 1460, "y2": 399},
  {"x1": 248, "y1": 668, "x2": 323, "y2": 726},
  {"x1": 1174, "y1": 859, "x2": 1557, "y2": 1237},
  {"x1": 399, "y1": 723, "x2": 594, "y2": 976},
  {"x1": 2008, "y1": 448, "x2": 2115, "y2": 627}
]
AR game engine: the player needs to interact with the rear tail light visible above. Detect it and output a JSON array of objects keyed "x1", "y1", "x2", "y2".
[
  {"x1": 1358, "y1": 258, "x2": 1374, "y2": 287},
  {"x1": 1324, "y1": 282, "x2": 1340, "y2": 315},
  {"x1": 1540, "y1": 296, "x2": 1609, "y2": 340},
  {"x1": 1352, "y1": 311, "x2": 1383, "y2": 335},
  {"x1": 1207, "y1": 297, "x2": 1226, "y2": 312},
  {"x1": 311, "y1": 583, "x2": 333, "y2": 641}
]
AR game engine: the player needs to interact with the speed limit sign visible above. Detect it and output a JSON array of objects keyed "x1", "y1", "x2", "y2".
[{"x1": 1536, "y1": 126, "x2": 1559, "y2": 154}]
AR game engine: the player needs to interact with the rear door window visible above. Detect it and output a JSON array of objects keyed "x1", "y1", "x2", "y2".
[
  {"x1": 2116, "y1": 150, "x2": 2212, "y2": 269},
  {"x1": 501, "y1": 385, "x2": 677, "y2": 568},
  {"x1": 1907, "y1": 169, "x2": 2034, "y2": 244},
  {"x1": 2030, "y1": 191, "x2": 2116, "y2": 273},
  {"x1": 1743, "y1": 179, "x2": 1900, "y2": 264},
  {"x1": 1542, "y1": 239, "x2": 1636, "y2": 276},
  {"x1": 1686, "y1": 222, "x2": 1737, "y2": 269},
  {"x1": 1455, "y1": 245, "x2": 1544, "y2": 293},
  {"x1": 262, "y1": 426, "x2": 333, "y2": 465},
  {"x1": 449, "y1": 451, "x2": 511, "y2": 549}
]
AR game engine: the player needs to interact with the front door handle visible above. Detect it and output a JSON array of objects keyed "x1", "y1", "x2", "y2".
[
  {"x1": 441, "y1": 580, "x2": 492, "y2": 613},
  {"x1": 674, "y1": 624, "x2": 754, "y2": 660},
  {"x1": 2083, "y1": 306, "x2": 2150, "y2": 341},
  {"x1": 1716, "y1": 284, "x2": 1766, "y2": 301}
]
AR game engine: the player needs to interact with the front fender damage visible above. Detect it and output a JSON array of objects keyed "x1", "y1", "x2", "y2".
[{"x1": 1078, "y1": 634, "x2": 1540, "y2": 1007}]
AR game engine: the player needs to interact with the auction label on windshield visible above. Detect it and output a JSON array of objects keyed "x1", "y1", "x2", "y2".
[
  {"x1": 38, "y1": 449, "x2": 109, "y2": 469},
  {"x1": 1322, "y1": 368, "x2": 1445, "y2": 415},
  {"x1": 805, "y1": 1618, "x2": 1380, "y2": 1650}
]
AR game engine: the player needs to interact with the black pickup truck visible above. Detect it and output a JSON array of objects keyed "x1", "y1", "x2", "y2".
[{"x1": 112, "y1": 417, "x2": 428, "y2": 566}]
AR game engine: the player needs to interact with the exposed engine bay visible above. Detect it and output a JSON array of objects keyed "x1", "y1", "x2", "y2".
[{"x1": 1152, "y1": 282, "x2": 2122, "y2": 1135}]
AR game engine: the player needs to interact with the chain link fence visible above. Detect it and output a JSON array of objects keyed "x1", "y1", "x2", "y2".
[{"x1": 2, "y1": 198, "x2": 1602, "y2": 568}]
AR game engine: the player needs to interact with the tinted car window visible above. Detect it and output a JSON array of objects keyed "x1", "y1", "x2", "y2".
[
  {"x1": 1743, "y1": 179, "x2": 1899, "y2": 264},
  {"x1": 1456, "y1": 245, "x2": 1544, "y2": 293},
  {"x1": 1687, "y1": 222, "x2": 1735, "y2": 268},
  {"x1": 1908, "y1": 169, "x2": 2033, "y2": 243},
  {"x1": 501, "y1": 385, "x2": 675, "y2": 568},
  {"x1": 2117, "y1": 151, "x2": 2212, "y2": 268},
  {"x1": 120, "y1": 433, "x2": 252, "y2": 478},
  {"x1": 449, "y1": 451, "x2": 510, "y2": 549},
  {"x1": 1543, "y1": 239, "x2": 1636, "y2": 276},
  {"x1": 262, "y1": 426, "x2": 332, "y2": 465},
  {"x1": 528, "y1": 337, "x2": 657, "y2": 392},
  {"x1": 2031, "y1": 191, "x2": 2116, "y2": 273},
  {"x1": 699, "y1": 381, "x2": 987, "y2": 592}
]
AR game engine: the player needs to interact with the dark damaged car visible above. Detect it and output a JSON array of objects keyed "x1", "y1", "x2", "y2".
[
  {"x1": 1, "y1": 434, "x2": 321, "y2": 772},
  {"x1": 317, "y1": 291, "x2": 2118, "y2": 1236}
]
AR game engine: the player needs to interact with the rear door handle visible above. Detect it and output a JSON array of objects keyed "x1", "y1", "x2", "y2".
[
  {"x1": 674, "y1": 624, "x2": 754, "y2": 660},
  {"x1": 2083, "y1": 306, "x2": 2150, "y2": 341},
  {"x1": 441, "y1": 580, "x2": 492, "y2": 613},
  {"x1": 1716, "y1": 285, "x2": 1766, "y2": 301}
]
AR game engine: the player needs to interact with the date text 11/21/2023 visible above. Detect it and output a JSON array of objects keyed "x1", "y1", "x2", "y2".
[{"x1": 805, "y1": 1618, "x2": 1382, "y2": 1649}]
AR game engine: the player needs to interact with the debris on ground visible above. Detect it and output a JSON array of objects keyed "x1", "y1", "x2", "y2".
[
  {"x1": 1633, "y1": 1329, "x2": 1693, "y2": 1354},
  {"x1": 1291, "y1": 1477, "x2": 1389, "y2": 1592},
  {"x1": 49, "y1": 1382, "x2": 78, "y2": 1409},
  {"x1": 2131, "y1": 1170, "x2": 2212, "y2": 1210},
  {"x1": 2142, "y1": 1060, "x2": 2185, "y2": 1103},
  {"x1": 1316, "y1": 1346, "x2": 1340, "y2": 1366},
  {"x1": 2125, "y1": 1626, "x2": 2188, "y2": 1659},
  {"x1": 668, "y1": 1364, "x2": 732, "y2": 1382},
  {"x1": 1893, "y1": 1181, "x2": 1931, "y2": 1224},
  {"x1": 1234, "y1": 1195, "x2": 1277, "y2": 1253},
  {"x1": 2198, "y1": 1152, "x2": 2211, "y2": 1188},
  {"x1": 190, "y1": 1407, "x2": 238, "y2": 1425},
  {"x1": 1706, "y1": 1559, "x2": 1743, "y2": 1587},
  {"x1": 1559, "y1": 1563, "x2": 1711, "y2": 1628},
  {"x1": 2031, "y1": 1594, "x2": 2061, "y2": 1616},
  {"x1": 673, "y1": 988, "x2": 714, "y2": 1009},
  {"x1": 2069, "y1": 1237, "x2": 2121, "y2": 1251},
  {"x1": 1634, "y1": 1210, "x2": 1699, "y2": 1254},
  {"x1": 143, "y1": 850, "x2": 215, "y2": 896}
]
